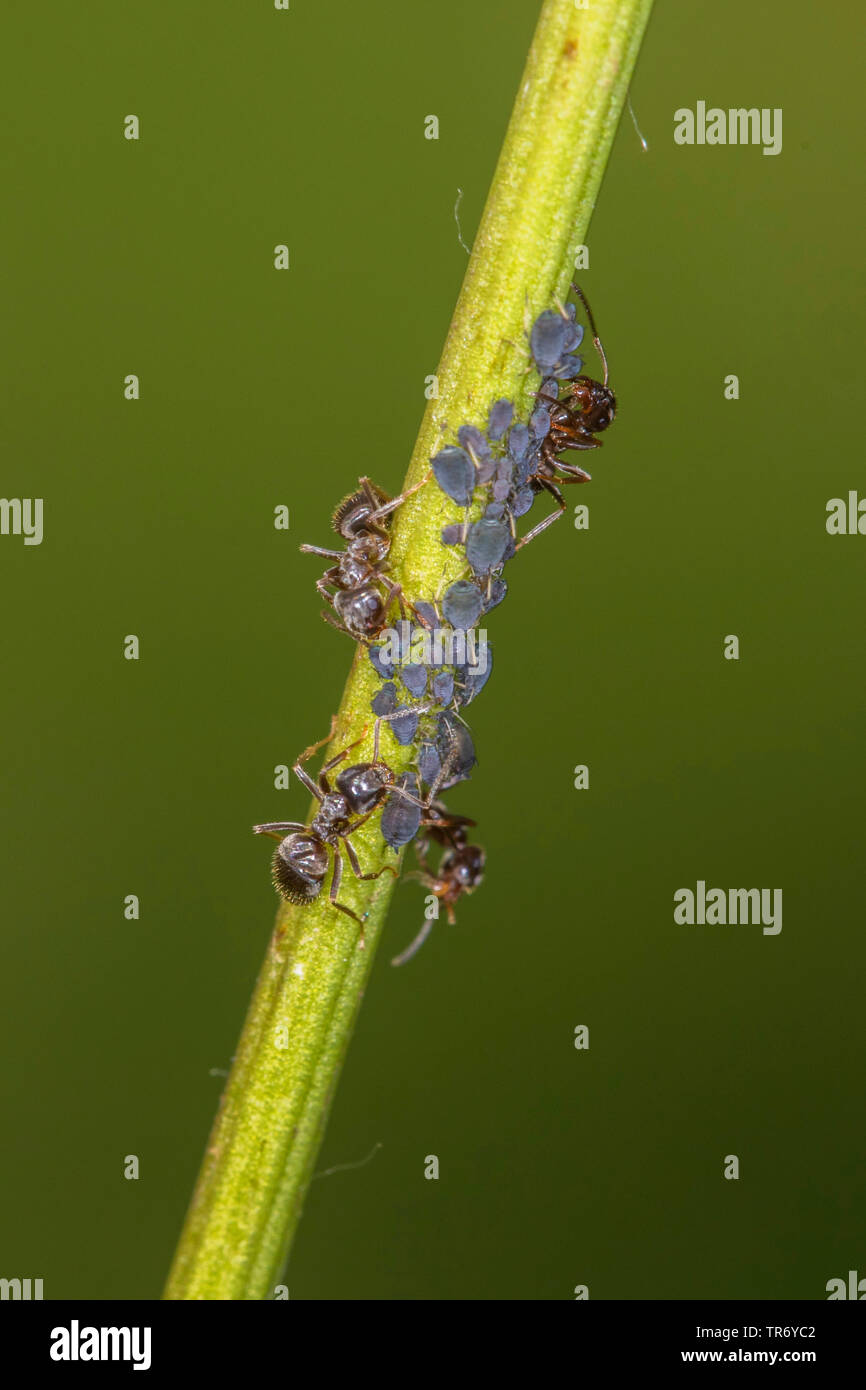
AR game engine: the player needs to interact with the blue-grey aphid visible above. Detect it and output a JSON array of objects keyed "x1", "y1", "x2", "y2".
[
  {"x1": 368, "y1": 644, "x2": 394, "y2": 679},
  {"x1": 417, "y1": 741, "x2": 442, "y2": 787},
  {"x1": 435, "y1": 711, "x2": 477, "y2": 787},
  {"x1": 491, "y1": 478, "x2": 511, "y2": 504},
  {"x1": 456, "y1": 643, "x2": 493, "y2": 705},
  {"x1": 440, "y1": 522, "x2": 465, "y2": 546},
  {"x1": 371, "y1": 682, "x2": 398, "y2": 717},
  {"x1": 508, "y1": 422, "x2": 530, "y2": 463},
  {"x1": 482, "y1": 577, "x2": 507, "y2": 612},
  {"x1": 529, "y1": 403, "x2": 551, "y2": 440},
  {"x1": 551, "y1": 352, "x2": 584, "y2": 381},
  {"x1": 390, "y1": 707, "x2": 420, "y2": 746},
  {"x1": 442, "y1": 579, "x2": 483, "y2": 629},
  {"x1": 487, "y1": 398, "x2": 514, "y2": 441},
  {"x1": 465, "y1": 517, "x2": 510, "y2": 575},
  {"x1": 412, "y1": 600, "x2": 439, "y2": 630},
  {"x1": 483, "y1": 500, "x2": 508, "y2": 521},
  {"x1": 432, "y1": 446, "x2": 475, "y2": 506},
  {"x1": 530, "y1": 309, "x2": 570, "y2": 371},
  {"x1": 431, "y1": 670, "x2": 454, "y2": 704},
  {"x1": 562, "y1": 320, "x2": 584, "y2": 354},
  {"x1": 380, "y1": 772, "x2": 422, "y2": 850},
  {"x1": 456, "y1": 424, "x2": 496, "y2": 485},
  {"x1": 457, "y1": 425, "x2": 491, "y2": 465},
  {"x1": 400, "y1": 663, "x2": 428, "y2": 698},
  {"x1": 511, "y1": 484, "x2": 535, "y2": 519}
]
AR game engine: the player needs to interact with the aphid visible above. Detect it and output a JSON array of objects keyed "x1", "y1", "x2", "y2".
[
  {"x1": 457, "y1": 425, "x2": 496, "y2": 484},
  {"x1": 416, "y1": 740, "x2": 442, "y2": 788},
  {"x1": 518, "y1": 284, "x2": 616, "y2": 549},
  {"x1": 441, "y1": 578, "x2": 484, "y2": 629},
  {"x1": 529, "y1": 306, "x2": 585, "y2": 380},
  {"x1": 431, "y1": 446, "x2": 475, "y2": 506},
  {"x1": 430, "y1": 670, "x2": 454, "y2": 705},
  {"x1": 454, "y1": 641, "x2": 493, "y2": 706},
  {"x1": 300, "y1": 474, "x2": 428, "y2": 642},
  {"x1": 253, "y1": 723, "x2": 400, "y2": 933},
  {"x1": 487, "y1": 398, "x2": 514, "y2": 442},
  {"x1": 399, "y1": 663, "x2": 429, "y2": 698},
  {"x1": 465, "y1": 515, "x2": 511, "y2": 576},
  {"x1": 391, "y1": 807, "x2": 486, "y2": 966},
  {"x1": 380, "y1": 772, "x2": 422, "y2": 850},
  {"x1": 434, "y1": 710, "x2": 477, "y2": 788}
]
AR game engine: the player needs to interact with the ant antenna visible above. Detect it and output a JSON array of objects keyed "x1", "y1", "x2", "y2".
[
  {"x1": 391, "y1": 916, "x2": 434, "y2": 967},
  {"x1": 570, "y1": 282, "x2": 609, "y2": 386}
]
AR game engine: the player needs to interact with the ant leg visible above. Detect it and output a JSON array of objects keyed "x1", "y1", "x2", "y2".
[
  {"x1": 547, "y1": 416, "x2": 601, "y2": 453},
  {"x1": 342, "y1": 835, "x2": 398, "y2": 884},
  {"x1": 300, "y1": 544, "x2": 344, "y2": 560},
  {"x1": 253, "y1": 821, "x2": 307, "y2": 840},
  {"x1": 554, "y1": 462, "x2": 594, "y2": 481},
  {"x1": 364, "y1": 470, "x2": 432, "y2": 528},
  {"x1": 391, "y1": 917, "x2": 436, "y2": 967},
  {"x1": 320, "y1": 609, "x2": 350, "y2": 636},
  {"x1": 297, "y1": 715, "x2": 339, "y2": 764},
  {"x1": 515, "y1": 481, "x2": 566, "y2": 550},
  {"x1": 317, "y1": 726, "x2": 371, "y2": 791},
  {"x1": 315, "y1": 579, "x2": 340, "y2": 604},
  {"x1": 379, "y1": 578, "x2": 405, "y2": 623},
  {"x1": 328, "y1": 850, "x2": 367, "y2": 935}
]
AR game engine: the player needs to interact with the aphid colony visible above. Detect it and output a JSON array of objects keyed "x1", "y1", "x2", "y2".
[{"x1": 255, "y1": 284, "x2": 615, "y2": 964}]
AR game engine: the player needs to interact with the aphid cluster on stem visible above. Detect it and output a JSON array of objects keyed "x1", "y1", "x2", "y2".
[{"x1": 254, "y1": 283, "x2": 615, "y2": 964}]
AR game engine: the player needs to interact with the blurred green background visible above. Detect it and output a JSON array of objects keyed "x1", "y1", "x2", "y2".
[{"x1": 2, "y1": 1, "x2": 863, "y2": 1300}]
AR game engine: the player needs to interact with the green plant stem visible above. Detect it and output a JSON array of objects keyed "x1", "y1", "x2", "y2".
[{"x1": 164, "y1": 0, "x2": 654, "y2": 1301}]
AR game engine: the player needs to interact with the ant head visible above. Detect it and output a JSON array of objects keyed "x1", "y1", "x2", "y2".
[
  {"x1": 272, "y1": 833, "x2": 328, "y2": 903},
  {"x1": 583, "y1": 382, "x2": 617, "y2": 434}
]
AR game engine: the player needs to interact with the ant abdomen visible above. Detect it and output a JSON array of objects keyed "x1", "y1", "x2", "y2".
[
  {"x1": 271, "y1": 834, "x2": 329, "y2": 904},
  {"x1": 334, "y1": 584, "x2": 387, "y2": 637}
]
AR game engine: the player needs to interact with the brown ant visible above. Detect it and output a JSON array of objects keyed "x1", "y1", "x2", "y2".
[
  {"x1": 300, "y1": 474, "x2": 428, "y2": 642},
  {"x1": 253, "y1": 719, "x2": 401, "y2": 936},
  {"x1": 518, "y1": 283, "x2": 617, "y2": 549},
  {"x1": 391, "y1": 804, "x2": 485, "y2": 966}
]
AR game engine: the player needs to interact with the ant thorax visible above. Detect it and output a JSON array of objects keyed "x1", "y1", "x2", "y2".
[
  {"x1": 311, "y1": 793, "x2": 351, "y2": 839},
  {"x1": 335, "y1": 762, "x2": 394, "y2": 815}
]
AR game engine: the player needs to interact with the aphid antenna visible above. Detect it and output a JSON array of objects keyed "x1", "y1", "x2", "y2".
[{"x1": 570, "y1": 282, "x2": 609, "y2": 386}]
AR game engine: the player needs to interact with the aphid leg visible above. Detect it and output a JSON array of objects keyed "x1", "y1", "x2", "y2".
[
  {"x1": 391, "y1": 917, "x2": 436, "y2": 967},
  {"x1": 514, "y1": 480, "x2": 567, "y2": 550}
]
